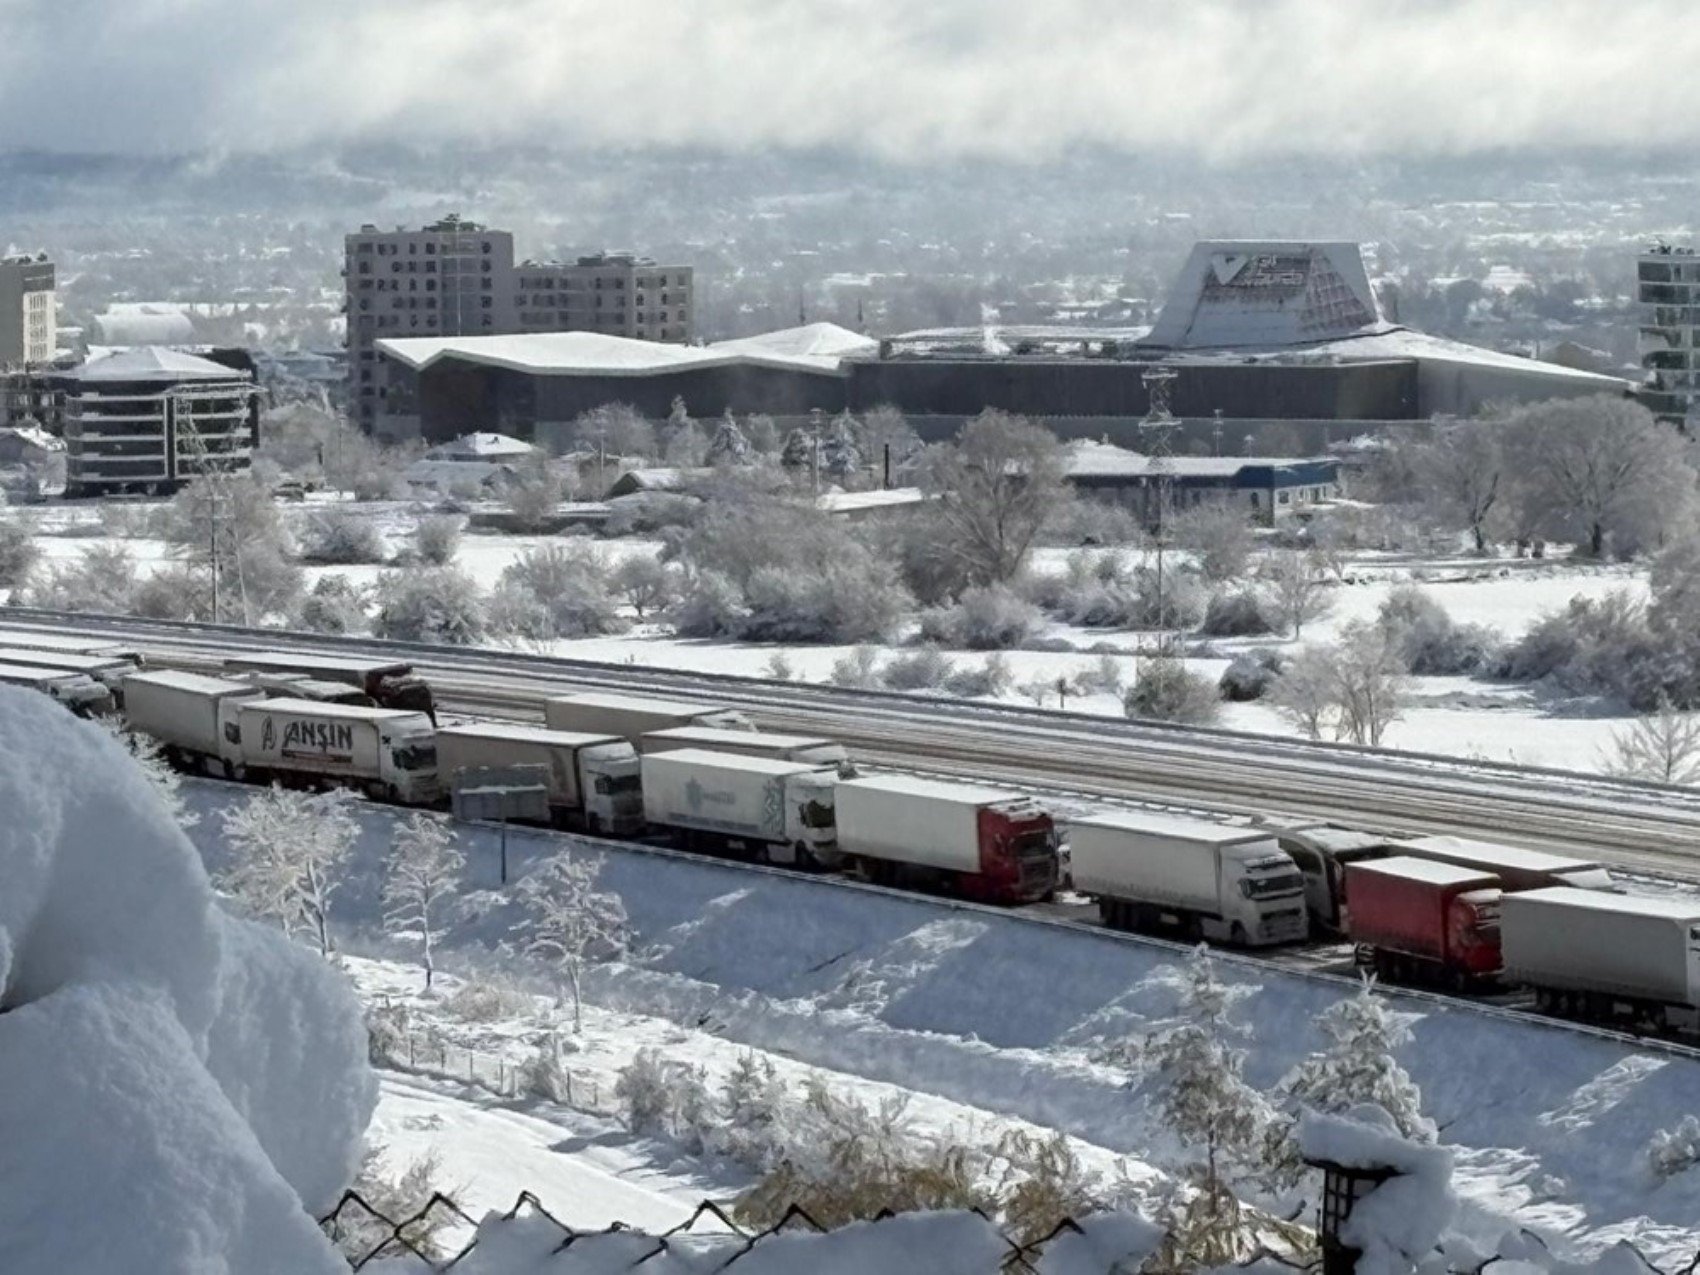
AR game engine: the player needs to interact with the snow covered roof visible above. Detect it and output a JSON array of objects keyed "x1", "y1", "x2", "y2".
[
  {"x1": 816, "y1": 486, "x2": 927, "y2": 514},
  {"x1": 424, "y1": 431, "x2": 537, "y2": 461},
  {"x1": 644, "y1": 746, "x2": 828, "y2": 777},
  {"x1": 1069, "y1": 808, "x2": 1274, "y2": 846},
  {"x1": 1064, "y1": 440, "x2": 1335, "y2": 481},
  {"x1": 1350, "y1": 855, "x2": 1500, "y2": 889},
  {"x1": 838, "y1": 773, "x2": 1024, "y2": 806},
  {"x1": 0, "y1": 425, "x2": 63, "y2": 453},
  {"x1": 437, "y1": 722, "x2": 627, "y2": 749},
  {"x1": 92, "y1": 306, "x2": 196, "y2": 346},
  {"x1": 73, "y1": 345, "x2": 247, "y2": 384},
  {"x1": 1145, "y1": 241, "x2": 1389, "y2": 349},
  {"x1": 377, "y1": 322, "x2": 875, "y2": 379}
]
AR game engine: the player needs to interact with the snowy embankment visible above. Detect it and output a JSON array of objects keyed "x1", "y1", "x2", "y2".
[
  {"x1": 0, "y1": 691, "x2": 375, "y2": 1275},
  {"x1": 182, "y1": 780, "x2": 1700, "y2": 1265}
]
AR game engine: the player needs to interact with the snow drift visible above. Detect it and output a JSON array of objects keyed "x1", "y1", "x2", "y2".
[{"x1": 0, "y1": 689, "x2": 375, "y2": 1274}]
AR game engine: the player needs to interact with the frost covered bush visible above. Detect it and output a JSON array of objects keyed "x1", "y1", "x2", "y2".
[
  {"x1": 740, "y1": 558, "x2": 908, "y2": 643},
  {"x1": 364, "y1": 1002, "x2": 411, "y2": 1067},
  {"x1": 1649, "y1": 1114, "x2": 1700, "y2": 1180},
  {"x1": 612, "y1": 555, "x2": 677, "y2": 619},
  {"x1": 714, "y1": 1053, "x2": 791, "y2": 1171},
  {"x1": 493, "y1": 544, "x2": 626, "y2": 640},
  {"x1": 919, "y1": 583, "x2": 1045, "y2": 650},
  {"x1": 373, "y1": 566, "x2": 486, "y2": 645},
  {"x1": 327, "y1": 1147, "x2": 455, "y2": 1265},
  {"x1": 299, "y1": 508, "x2": 387, "y2": 565},
  {"x1": 518, "y1": 1035, "x2": 574, "y2": 1104},
  {"x1": 442, "y1": 976, "x2": 534, "y2": 1023},
  {"x1": 616, "y1": 1048, "x2": 679, "y2": 1134},
  {"x1": 1199, "y1": 588, "x2": 1277, "y2": 637},
  {"x1": 1123, "y1": 655, "x2": 1221, "y2": 725},
  {"x1": 944, "y1": 653, "x2": 1013, "y2": 699},
  {"x1": 296, "y1": 575, "x2": 370, "y2": 635},
  {"x1": 24, "y1": 542, "x2": 140, "y2": 613},
  {"x1": 413, "y1": 515, "x2": 463, "y2": 566},
  {"x1": 668, "y1": 569, "x2": 748, "y2": 637},
  {"x1": 1040, "y1": 491, "x2": 1144, "y2": 547},
  {"x1": 1219, "y1": 651, "x2": 1284, "y2": 702},
  {"x1": 131, "y1": 564, "x2": 213, "y2": 621},
  {"x1": 1070, "y1": 652, "x2": 1128, "y2": 698},
  {"x1": 1170, "y1": 502, "x2": 1256, "y2": 583},
  {"x1": 0, "y1": 515, "x2": 39, "y2": 592},
  {"x1": 829, "y1": 645, "x2": 883, "y2": 688},
  {"x1": 881, "y1": 646, "x2": 956, "y2": 692},
  {"x1": 1498, "y1": 591, "x2": 1651, "y2": 701},
  {"x1": 1376, "y1": 585, "x2": 1501, "y2": 675}
]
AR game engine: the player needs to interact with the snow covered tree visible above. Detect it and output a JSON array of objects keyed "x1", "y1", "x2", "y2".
[
  {"x1": 1141, "y1": 948, "x2": 1270, "y2": 1194},
  {"x1": 1412, "y1": 419, "x2": 1506, "y2": 553},
  {"x1": 503, "y1": 452, "x2": 569, "y2": 531},
  {"x1": 707, "y1": 411, "x2": 752, "y2": 466},
  {"x1": 373, "y1": 566, "x2": 486, "y2": 645},
  {"x1": 296, "y1": 574, "x2": 371, "y2": 635},
  {"x1": 1606, "y1": 699, "x2": 1700, "y2": 784},
  {"x1": 516, "y1": 852, "x2": 629, "y2": 1031},
  {"x1": 299, "y1": 508, "x2": 387, "y2": 564},
  {"x1": 716, "y1": 1052, "x2": 791, "y2": 1169},
  {"x1": 612, "y1": 555, "x2": 677, "y2": 619},
  {"x1": 920, "y1": 409, "x2": 1066, "y2": 586},
  {"x1": 413, "y1": 515, "x2": 463, "y2": 566},
  {"x1": 1170, "y1": 502, "x2": 1255, "y2": 583},
  {"x1": 382, "y1": 814, "x2": 464, "y2": 990},
  {"x1": 219, "y1": 786, "x2": 358, "y2": 958},
  {"x1": 1268, "y1": 645, "x2": 1336, "y2": 740},
  {"x1": 854, "y1": 404, "x2": 920, "y2": 482},
  {"x1": 573, "y1": 402, "x2": 655, "y2": 464},
  {"x1": 102, "y1": 722, "x2": 198, "y2": 829},
  {"x1": 0, "y1": 515, "x2": 39, "y2": 594},
  {"x1": 1259, "y1": 549, "x2": 1334, "y2": 638},
  {"x1": 492, "y1": 544, "x2": 625, "y2": 639},
  {"x1": 1331, "y1": 621, "x2": 1412, "y2": 747},
  {"x1": 1265, "y1": 980, "x2": 1433, "y2": 1187},
  {"x1": 819, "y1": 412, "x2": 863, "y2": 482},
  {"x1": 1123, "y1": 654, "x2": 1221, "y2": 725},
  {"x1": 780, "y1": 427, "x2": 815, "y2": 472}
]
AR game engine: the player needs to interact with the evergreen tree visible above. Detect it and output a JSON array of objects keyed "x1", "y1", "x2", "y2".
[
  {"x1": 707, "y1": 410, "x2": 752, "y2": 466},
  {"x1": 780, "y1": 427, "x2": 814, "y2": 471}
]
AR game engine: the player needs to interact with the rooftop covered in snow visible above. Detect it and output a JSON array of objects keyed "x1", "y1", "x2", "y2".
[{"x1": 72, "y1": 345, "x2": 250, "y2": 384}]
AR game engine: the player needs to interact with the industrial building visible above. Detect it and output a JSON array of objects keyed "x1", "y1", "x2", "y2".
[
  {"x1": 1638, "y1": 243, "x2": 1699, "y2": 428},
  {"x1": 1063, "y1": 440, "x2": 1339, "y2": 526},
  {"x1": 345, "y1": 216, "x2": 692, "y2": 432},
  {"x1": 369, "y1": 240, "x2": 1627, "y2": 447},
  {"x1": 61, "y1": 347, "x2": 259, "y2": 496},
  {"x1": 0, "y1": 253, "x2": 57, "y2": 367}
]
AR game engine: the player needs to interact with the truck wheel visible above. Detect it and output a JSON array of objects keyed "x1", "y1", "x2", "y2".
[
  {"x1": 1230, "y1": 922, "x2": 1248, "y2": 946},
  {"x1": 585, "y1": 814, "x2": 602, "y2": 837}
]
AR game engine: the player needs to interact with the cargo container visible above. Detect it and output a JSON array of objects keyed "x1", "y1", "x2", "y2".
[
  {"x1": 1392, "y1": 834, "x2": 1614, "y2": 893},
  {"x1": 239, "y1": 671, "x2": 377, "y2": 707},
  {"x1": 835, "y1": 774, "x2": 1058, "y2": 905},
  {"x1": 0, "y1": 661, "x2": 115, "y2": 716},
  {"x1": 0, "y1": 627, "x2": 144, "y2": 665},
  {"x1": 641, "y1": 747, "x2": 838, "y2": 867},
  {"x1": 1068, "y1": 811, "x2": 1307, "y2": 946},
  {"x1": 0, "y1": 646, "x2": 141, "y2": 698},
  {"x1": 1501, "y1": 888, "x2": 1700, "y2": 1032},
  {"x1": 1268, "y1": 822, "x2": 1397, "y2": 934},
  {"x1": 235, "y1": 697, "x2": 440, "y2": 803},
  {"x1": 220, "y1": 651, "x2": 435, "y2": 721},
  {"x1": 123, "y1": 670, "x2": 266, "y2": 775},
  {"x1": 437, "y1": 723, "x2": 643, "y2": 836},
  {"x1": 640, "y1": 725, "x2": 849, "y2": 771},
  {"x1": 1344, "y1": 856, "x2": 1502, "y2": 987},
  {"x1": 545, "y1": 692, "x2": 752, "y2": 742}
]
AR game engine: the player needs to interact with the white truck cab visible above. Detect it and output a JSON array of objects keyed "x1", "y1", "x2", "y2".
[
  {"x1": 579, "y1": 741, "x2": 645, "y2": 835},
  {"x1": 1226, "y1": 848, "x2": 1310, "y2": 944}
]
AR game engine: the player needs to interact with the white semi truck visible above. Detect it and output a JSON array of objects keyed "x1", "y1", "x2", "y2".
[
  {"x1": 0, "y1": 661, "x2": 115, "y2": 717},
  {"x1": 1068, "y1": 810, "x2": 1308, "y2": 946},
  {"x1": 545, "y1": 692, "x2": 752, "y2": 742},
  {"x1": 235, "y1": 697, "x2": 441, "y2": 803},
  {"x1": 639, "y1": 725, "x2": 849, "y2": 771},
  {"x1": 436, "y1": 723, "x2": 644, "y2": 835},
  {"x1": 833, "y1": 774, "x2": 1059, "y2": 905},
  {"x1": 640, "y1": 747, "x2": 838, "y2": 867},
  {"x1": 0, "y1": 646, "x2": 141, "y2": 700},
  {"x1": 123, "y1": 670, "x2": 267, "y2": 775}
]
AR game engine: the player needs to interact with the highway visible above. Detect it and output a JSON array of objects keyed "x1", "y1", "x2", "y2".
[{"x1": 9, "y1": 606, "x2": 1700, "y2": 880}]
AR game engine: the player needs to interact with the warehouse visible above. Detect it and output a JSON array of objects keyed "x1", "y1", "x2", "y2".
[{"x1": 371, "y1": 241, "x2": 1628, "y2": 446}]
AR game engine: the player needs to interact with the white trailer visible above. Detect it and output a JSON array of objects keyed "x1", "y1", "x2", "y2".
[
  {"x1": 834, "y1": 774, "x2": 1058, "y2": 905},
  {"x1": 437, "y1": 723, "x2": 643, "y2": 835},
  {"x1": 544, "y1": 692, "x2": 752, "y2": 742},
  {"x1": 0, "y1": 646, "x2": 140, "y2": 697},
  {"x1": 0, "y1": 661, "x2": 114, "y2": 717},
  {"x1": 122, "y1": 670, "x2": 265, "y2": 774},
  {"x1": 1391, "y1": 834, "x2": 1614, "y2": 893},
  {"x1": 1501, "y1": 887, "x2": 1700, "y2": 1031},
  {"x1": 640, "y1": 725, "x2": 849, "y2": 770},
  {"x1": 235, "y1": 697, "x2": 440, "y2": 804},
  {"x1": 1068, "y1": 810, "x2": 1308, "y2": 946},
  {"x1": 0, "y1": 627, "x2": 144, "y2": 664},
  {"x1": 640, "y1": 747, "x2": 838, "y2": 867}
]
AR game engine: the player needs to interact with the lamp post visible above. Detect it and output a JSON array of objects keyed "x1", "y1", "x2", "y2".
[{"x1": 1138, "y1": 364, "x2": 1179, "y2": 655}]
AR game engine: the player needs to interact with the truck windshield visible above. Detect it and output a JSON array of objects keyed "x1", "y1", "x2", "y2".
[
  {"x1": 394, "y1": 743, "x2": 437, "y2": 771},
  {"x1": 1011, "y1": 829, "x2": 1055, "y2": 860},
  {"x1": 1242, "y1": 871, "x2": 1304, "y2": 899},
  {"x1": 799, "y1": 799, "x2": 836, "y2": 829},
  {"x1": 595, "y1": 774, "x2": 643, "y2": 795}
]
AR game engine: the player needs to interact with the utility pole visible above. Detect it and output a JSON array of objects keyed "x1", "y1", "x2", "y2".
[{"x1": 1138, "y1": 364, "x2": 1180, "y2": 655}]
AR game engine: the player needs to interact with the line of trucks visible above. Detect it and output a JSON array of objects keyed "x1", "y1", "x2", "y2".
[{"x1": 2, "y1": 627, "x2": 1699, "y2": 1037}]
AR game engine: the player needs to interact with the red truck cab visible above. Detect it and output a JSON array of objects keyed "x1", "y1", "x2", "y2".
[
  {"x1": 971, "y1": 801, "x2": 1060, "y2": 905},
  {"x1": 1345, "y1": 856, "x2": 1502, "y2": 989}
]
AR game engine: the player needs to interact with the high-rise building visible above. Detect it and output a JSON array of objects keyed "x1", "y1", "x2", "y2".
[
  {"x1": 1638, "y1": 243, "x2": 1700, "y2": 428},
  {"x1": 0, "y1": 253, "x2": 57, "y2": 367},
  {"x1": 346, "y1": 217, "x2": 694, "y2": 435},
  {"x1": 513, "y1": 253, "x2": 694, "y2": 343},
  {"x1": 344, "y1": 216, "x2": 517, "y2": 431}
]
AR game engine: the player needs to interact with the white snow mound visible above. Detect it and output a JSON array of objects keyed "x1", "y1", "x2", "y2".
[{"x1": 0, "y1": 689, "x2": 376, "y2": 1274}]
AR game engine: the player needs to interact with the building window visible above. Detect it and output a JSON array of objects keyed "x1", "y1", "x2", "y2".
[
  {"x1": 482, "y1": 241, "x2": 492, "y2": 253},
  {"x1": 425, "y1": 243, "x2": 436, "y2": 255}
]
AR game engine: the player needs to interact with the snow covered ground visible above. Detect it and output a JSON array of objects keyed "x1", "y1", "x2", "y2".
[{"x1": 175, "y1": 780, "x2": 1700, "y2": 1266}]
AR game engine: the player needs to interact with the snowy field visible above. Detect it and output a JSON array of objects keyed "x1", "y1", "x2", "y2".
[
  {"x1": 13, "y1": 495, "x2": 1663, "y2": 777},
  {"x1": 176, "y1": 779, "x2": 1700, "y2": 1265}
]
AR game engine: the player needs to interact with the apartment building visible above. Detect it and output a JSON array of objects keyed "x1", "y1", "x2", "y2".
[
  {"x1": 1639, "y1": 243, "x2": 1700, "y2": 428},
  {"x1": 0, "y1": 253, "x2": 57, "y2": 367},
  {"x1": 344, "y1": 216, "x2": 517, "y2": 431},
  {"x1": 514, "y1": 253, "x2": 694, "y2": 343}
]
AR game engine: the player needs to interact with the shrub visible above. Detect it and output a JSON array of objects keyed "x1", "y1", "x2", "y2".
[
  {"x1": 1498, "y1": 591, "x2": 1648, "y2": 697},
  {"x1": 881, "y1": 646, "x2": 956, "y2": 692},
  {"x1": 1170, "y1": 503, "x2": 1256, "y2": 583},
  {"x1": 1199, "y1": 589, "x2": 1277, "y2": 637},
  {"x1": 1070, "y1": 653, "x2": 1127, "y2": 698},
  {"x1": 24, "y1": 544, "x2": 140, "y2": 614},
  {"x1": 442, "y1": 976, "x2": 533, "y2": 1023},
  {"x1": 131, "y1": 565, "x2": 212, "y2": 621},
  {"x1": 414, "y1": 515, "x2": 463, "y2": 566},
  {"x1": 373, "y1": 567, "x2": 486, "y2": 645},
  {"x1": 1219, "y1": 651, "x2": 1285, "y2": 702},
  {"x1": 296, "y1": 575, "x2": 370, "y2": 635},
  {"x1": 669, "y1": 570, "x2": 749, "y2": 638},
  {"x1": 495, "y1": 544, "x2": 626, "y2": 640},
  {"x1": 1650, "y1": 1115, "x2": 1700, "y2": 1180},
  {"x1": 1123, "y1": 655, "x2": 1221, "y2": 725},
  {"x1": 919, "y1": 583, "x2": 1045, "y2": 650},
  {"x1": 616, "y1": 1048, "x2": 679, "y2": 1135},
  {"x1": 612, "y1": 555, "x2": 677, "y2": 619},
  {"x1": 740, "y1": 559, "x2": 909, "y2": 644},
  {"x1": 1376, "y1": 585, "x2": 1501, "y2": 675},
  {"x1": 300, "y1": 509, "x2": 387, "y2": 564},
  {"x1": 829, "y1": 646, "x2": 883, "y2": 689},
  {"x1": 0, "y1": 516, "x2": 39, "y2": 592},
  {"x1": 944, "y1": 653, "x2": 1013, "y2": 698}
]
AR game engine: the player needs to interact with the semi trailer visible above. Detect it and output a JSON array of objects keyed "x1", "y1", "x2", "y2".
[
  {"x1": 1069, "y1": 811, "x2": 1307, "y2": 946},
  {"x1": 437, "y1": 723, "x2": 643, "y2": 835},
  {"x1": 0, "y1": 661, "x2": 115, "y2": 716},
  {"x1": 639, "y1": 725, "x2": 849, "y2": 771},
  {"x1": 1343, "y1": 856, "x2": 1502, "y2": 988},
  {"x1": 234, "y1": 697, "x2": 441, "y2": 803},
  {"x1": 121, "y1": 670, "x2": 266, "y2": 774},
  {"x1": 220, "y1": 651, "x2": 435, "y2": 721},
  {"x1": 545, "y1": 692, "x2": 753, "y2": 742},
  {"x1": 641, "y1": 747, "x2": 838, "y2": 867},
  {"x1": 1267, "y1": 821, "x2": 1396, "y2": 934},
  {"x1": 1391, "y1": 834, "x2": 1614, "y2": 893},
  {"x1": 835, "y1": 774, "x2": 1058, "y2": 905}
]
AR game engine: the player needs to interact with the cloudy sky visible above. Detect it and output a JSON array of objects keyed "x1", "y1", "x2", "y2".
[{"x1": 2, "y1": 0, "x2": 1693, "y2": 160}]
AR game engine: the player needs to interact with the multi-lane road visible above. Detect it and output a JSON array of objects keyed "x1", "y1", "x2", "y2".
[{"x1": 10, "y1": 606, "x2": 1700, "y2": 880}]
